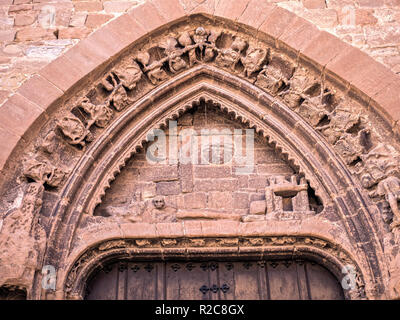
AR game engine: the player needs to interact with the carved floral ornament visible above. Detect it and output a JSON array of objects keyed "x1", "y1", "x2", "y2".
[
  {"x1": 64, "y1": 236, "x2": 366, "y2": 300},
  {"x1": 22, "y1": 25, "x2": 400, "y2": 231}
]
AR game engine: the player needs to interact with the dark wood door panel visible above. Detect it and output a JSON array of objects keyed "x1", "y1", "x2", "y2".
[{"x1": 85, "y1": 260, "x2": 344, "y2": 300}]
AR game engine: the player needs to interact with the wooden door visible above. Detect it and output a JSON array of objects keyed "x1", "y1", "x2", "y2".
[{"x1": 85, "y1": 260, "x2": 344, "y2": 300}]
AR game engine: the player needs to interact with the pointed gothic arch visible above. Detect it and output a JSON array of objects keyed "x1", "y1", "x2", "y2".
[{"x1": 0, "y1": 1, "x2": 399, "y2": 300}]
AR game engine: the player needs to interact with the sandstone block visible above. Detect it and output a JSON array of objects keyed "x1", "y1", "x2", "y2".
[
  {"x1": 0, "y1": 30, "x2": 16, "y2": 42},
  {"x1": 58, "y1": 27, "x2": 92, "y2": 39},
  {"x1": 85, "y1": 13, "x2": 113, "y2": 28},
  {"x1": 194, "y1": 166, "x2": 231, "y2": 179},
  {"x1": 302, "y1": 0, "x2": 326, "y2": 9},
  {"x1": 74, "y1": 1, "x2": 103, "y2": 12},
  {"x1": 183, "y1": 193, "x2": 207, "y2": 209},
  {"x1": 156, "y1": 181, "x2": 181, "y2": 195},
  {"x1": 208, "y1": 191, "x2": 232, "y2": 209},
  {"x1": 14, "y1": 14, "x2": 36, "y2": 26},
  {"x1": 16, "y1": 27, "x2": 56, "y2": 41}
]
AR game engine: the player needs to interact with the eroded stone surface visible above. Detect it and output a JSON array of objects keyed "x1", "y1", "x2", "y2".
[{"x1": 0, "y1": 8, "x2": 399, "y2": 301}]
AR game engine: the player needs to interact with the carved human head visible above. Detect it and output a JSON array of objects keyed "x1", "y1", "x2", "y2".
[{"x1": 152, "y1": 196, "x2": 165, "y2": 210}]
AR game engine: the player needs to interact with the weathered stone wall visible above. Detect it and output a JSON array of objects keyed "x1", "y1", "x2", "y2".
[{"x1": 0, "y1": 0, "x2": 400, "y2": 105}]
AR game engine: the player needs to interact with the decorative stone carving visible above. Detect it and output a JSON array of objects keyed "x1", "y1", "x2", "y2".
[
  {"x1": 100, "y1": 195, "x2": 177, "y2": 223},
  {"x1": 241, "y1": 47, "x2": 268, "y2": 77},
  {"x1": 203, "y1": 30, "x2": 221, "y2": 63},
  {"x1": 101, "y1": 68, "x2": 139, "y2": 111},
  {"x1": 108, "y1": 85, "x2": 134, "y2": 112},
  {"x1": 160, "y1": 37, "x2": 187, "y2": 73},
  {"x1": 255, "y1": 56, "x2": 294, "y2": 96},
  {"x1": 296, "y1": 93, "x2": 330, "y2": 127},
  {"x1": 78, "y1": 97, "x2": 113, "y2": 129},
  {"x1": 215, "y1": 37, "x2": 247, "y2": 71},
  {"x1": 370, "y1": 176, "x2": 400, "y2": 229},
  {"x1": 316, "y1": 105, "x2": 362, "y2": 145},
  {"x1": 112, "y1": 62, "x2": 143, "y2": 91},
  {"x1": 281, "y1": 67, "x2": 320, "y2": 109},
  {"x1": 334, "y1": 130, "x2": 369, "y2": 165},
  {"x1": 57, "y1": 115, "x2": 92, "y2": 147},
  {"x1": 8, "y1": 24, "x2": 397, "y2": 300},
  {"x1": 358, "y1": 143, "x2": 400, "y2": 189}
]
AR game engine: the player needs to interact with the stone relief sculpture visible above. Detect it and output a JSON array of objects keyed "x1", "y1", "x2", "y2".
[
  {"x1": 99, "y1": 195, "x2": 177, "y2": 223},
  {"x1": 136, "y1": 51, "x2": 169, "y2": 85},
  {"x1": 316, "y1": 104, "x2": 362, "y2": 145},
  {"x1": 78, "y1": 97, "x2": 113, "y2": 129},
  {"x1": 23, "y1": 158, "x2": 66, "y2": 188},
  {"x1": 370, "y1": 176, "x2": 400, "y2": 229},
  {"x1": 15, "y1": 24, "x2": 400, "y2": 250},
  {"x1": 57, "y1": 115, "x2": 92, "y2": 147},
  {"x1": 2, "y1": 19, "x2": 399, "y2": 300},
  {"x1": 242, "y1": 175, "x2": 315, "y2": 222},
  {"x1": 240, "y1": 47, "x2": 268, "y2": 78},
  {"x1": 355, "y1": 143, "x2": 400, "y2": 230},
  {"x1": 255, "y1": 56, "x2": 294, "y2": 96}
]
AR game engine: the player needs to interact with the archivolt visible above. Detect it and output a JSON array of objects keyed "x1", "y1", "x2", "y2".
[
  {"x1": 62, "y1": 235, "x2": 365, "y2": 300},
  {"x1": 36, "y1": 65, "x2": 387, "y2": 300}
]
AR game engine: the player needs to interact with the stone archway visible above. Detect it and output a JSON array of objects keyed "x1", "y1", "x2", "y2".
[{"x1": 0, "y1": 1, "x2": 399, "y2": 300}]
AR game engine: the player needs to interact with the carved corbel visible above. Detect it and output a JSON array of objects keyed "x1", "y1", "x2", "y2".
[{"x1": 22, "y1": 158, "x2": 67, "y2": 188}]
